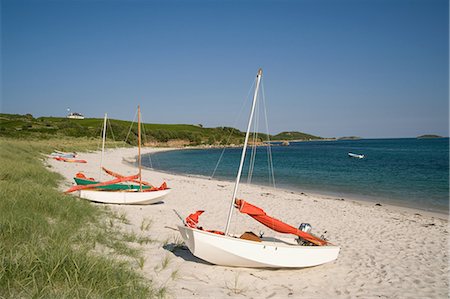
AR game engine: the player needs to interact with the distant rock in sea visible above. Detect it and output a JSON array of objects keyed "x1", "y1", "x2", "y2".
[
  {"x1": 338, "y1": 136, "x2": 362, "y2": 140},
  {"x1": 417, "y1": 134, "x2": 443, "y2": 139}
]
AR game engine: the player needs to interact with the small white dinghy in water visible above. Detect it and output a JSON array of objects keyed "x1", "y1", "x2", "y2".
[{"x1": 348, "y1": 152, "x2": 365, "y2": 159}]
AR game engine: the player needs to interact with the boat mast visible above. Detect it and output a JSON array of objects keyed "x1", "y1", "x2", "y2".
[
  {"x1": 99, "y1": 113, "x2": 107, "y2": 180},
  {"x1": 138, "y1": 106, "x2": 142, "y2": 191},
  {"x1": 224, "y1": 68, "x2": 263, "y2": 235}
]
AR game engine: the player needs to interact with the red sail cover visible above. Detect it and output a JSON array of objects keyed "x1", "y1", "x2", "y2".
[
  {"x1": 76, "y1": 172, "x2": 94, "y2": 181},
  {"x1": 185, "y1": 210, "x2": 224, "y2": 235},
  {"x1": 65, "y1": 174, "x2": 140, "y2": 193},
  {"x1": 54, "y1": 157, "x2": 87, "y2": 163},
  {"x1": 186, "y1": 210, "x2": 205, "y2": 228},
  {"x1": 102, "y1": 167, "x2": 168, "y2": 191},
  {"x1": 235, "y1": 199, "x2": 328, "y2": 246},
  {"x1": 102, "y1": 167, "x2": 153, "y2": 187}
]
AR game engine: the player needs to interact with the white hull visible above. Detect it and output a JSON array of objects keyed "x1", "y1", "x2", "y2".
[
  {"x1": 348, "y1": 153, "x2": 364, "y2": 159},
  {"x1": 78, "y1": 188, "x2": 171, "y2": 205},
  {"x1": 178, "y1": 226, "x2": 340, "y2": 268}
]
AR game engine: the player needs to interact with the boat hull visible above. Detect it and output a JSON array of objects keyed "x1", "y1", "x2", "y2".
[
  {"x1": 78, "y1": 188, "x2": 171, "y2": 205},
  {"x1": 178, "y1": 226, "x2": 340, "y2": 268}
]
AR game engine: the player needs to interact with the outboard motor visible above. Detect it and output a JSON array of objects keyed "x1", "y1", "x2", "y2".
[
  {"x1": 296, "y1": 223, "x2": 312, "y2": 245},
  {"x1": 299, "y1": 223, "x2": 312, "y2": 233}
]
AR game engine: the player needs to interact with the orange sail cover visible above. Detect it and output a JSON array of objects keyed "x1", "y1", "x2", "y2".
[
  {"x1": 147, "y1": 182, "x2": 168, "y2": 192},
  {"x1": 65, "y1": 174, "x2": 139, "y2": 193},
  {"x1": 185, "y1": 210, "x2": 224, "y2": 235},
  {"x1": 54, "y1": 157, "x2": 87, "y2": 163},
  {"x1": 101, "y1": 167, "x2": 168, "y2": 191},
  {"x1": 76, "y1": 172, "x2": 94, "y2": 180},
  {"x1": 186, "y1": 210, "x2": 205, "y2": 228},
  {"x1": 235, "y1": 199, "x2": 328, "y2": 246},
  {"x1": 102, "y1": 167, "x2": 153, "y2": 187}
]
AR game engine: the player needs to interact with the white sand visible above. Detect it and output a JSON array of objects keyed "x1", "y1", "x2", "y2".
[{"x1": 47, "y1": 147, "x2": 449, "y2": 298}]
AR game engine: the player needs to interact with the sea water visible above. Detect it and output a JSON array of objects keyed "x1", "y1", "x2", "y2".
[{"x1": 143, "y1": 138, "x2": 449, "y2": 213}]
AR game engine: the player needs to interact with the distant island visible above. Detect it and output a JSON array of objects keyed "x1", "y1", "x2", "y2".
[
  {"x1": 271, "y1": 131, "x2": 323, "y2": 141},
  {"x1": 417, "y1": 134, "x2": 443, "y2": 139},
  {"x1": 338, "y1": 136, "x2": 362, "y2": 140}
]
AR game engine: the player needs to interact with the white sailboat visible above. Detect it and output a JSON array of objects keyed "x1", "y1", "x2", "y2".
[
  {"x1": 177, "y1": 69, "x2": 340, "y2": 268},
  {"x1": 66, "y1": 106, "x2": 171, "y2": 205},
  {"x1": 77, "y1": 186, "x2": 171, "y2": 205}
]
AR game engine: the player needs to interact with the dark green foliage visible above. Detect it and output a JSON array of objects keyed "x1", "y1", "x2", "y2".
[
  {"x1": 0, "y1": 113, "x2": 322, "y2": 145},
  {"x1": 338, "y1": 136, "x2": 361, "y2": 140},
  {"x1": 0, "y1": 113, "x2": 247, "y2": 146},
  {"x1": 272, "y1": 131, "x2": 322, "y2": 141}
]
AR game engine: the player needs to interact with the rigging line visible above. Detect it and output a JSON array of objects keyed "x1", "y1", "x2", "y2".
[
  {"x1": 231, "y1": 202, "x2": 244, "y2": 238},
  {"x1": 102, "y1": 117, "x2": 132, "y2": 186},
  {"x1": 210, "y1": 146, "x2": 227, "y2": 179},
  {"x1": 247, "y1": 133, "x2": 255, "y2": 184},
  {"x1": 252, "y1": 110, "x2": 258, "y2": 182},
  {"x1": 140, "y1": 115, "x2": 153, "y2": 169},
  {"x1": 99, "y1": 114, "x2": 108, "y2": 181},
  {"x1": 94, "y1": 116, "x2": 105, "y2": 152},
  {"x1": 210, "y1": 77, "x2": 257, "y2": 179},
  {"x1": 261, "y1": 81, "x2": 275, "y2": 188},
  {"x1": 247, "y1": 92, "x2": 259, "y2": 184},
  {"x1": 96, "y1": 123, "x2": 103, "y2": 153},
  {"x1": 261, "y1": 81, "x2": 276, "y2": 188},
  {"x1": 122, "y1": 108, "x2": 139, "y2": 188},
  {"x1": 249, "y1": 87, "x2": 262, "y2": 184},
  {"x1": 140, "y1": 114, "x2": 147, "y2": 145},
  {"x1": 106, "y1": 118, "x2": 118, "y2": 149},
  {"x1": 125, "y1": 109, "x2": 138, "y2": 145}
]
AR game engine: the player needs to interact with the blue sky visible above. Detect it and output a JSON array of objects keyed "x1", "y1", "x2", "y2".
[{"x1": 1, "y1": 0, "x2": 448, "y2": 138}]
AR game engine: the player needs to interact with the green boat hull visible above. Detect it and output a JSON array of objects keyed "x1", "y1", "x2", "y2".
[{"x1": 74, "y1": 177, "x2": 151, "y2": 191}]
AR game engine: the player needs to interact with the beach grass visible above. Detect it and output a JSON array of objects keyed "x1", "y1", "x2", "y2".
[{"x1": 0, "y1": 137, "x2": 161, "y2": 298}]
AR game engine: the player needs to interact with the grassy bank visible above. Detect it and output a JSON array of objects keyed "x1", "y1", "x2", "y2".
[
  {"x1": 0, "y1": 113, "x2": 247, "y2": 146},
  {"x1": 0, "y1": 113, "x2": 323, "y2": 146},
  {"x1": 0, "y1": 138, "x2": 162, "y2": 298}
]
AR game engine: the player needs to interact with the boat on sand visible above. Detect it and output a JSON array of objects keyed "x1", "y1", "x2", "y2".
[
  {"x1": 65, "y1": 107, "x2": 170, "y2": 205},
  {"x1": 177, "y1": 69, "x2": 340, "y2": 268}
]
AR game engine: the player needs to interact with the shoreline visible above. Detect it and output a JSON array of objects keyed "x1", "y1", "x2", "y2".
[
  {"x1": 47, "y1": 146, "x2": 449, "y2": 298},
  {"x1": 142, "y1": 147, "x2": 449, "y2": 219}
]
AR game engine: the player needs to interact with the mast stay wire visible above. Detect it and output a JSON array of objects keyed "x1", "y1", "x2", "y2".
[
  {"x1": 124, "y1": 109, "x2": 138, "y2": 145},
  {"x1": 245, "y1": 79, "x2": 276, "y2": 188},
  {"x1": 96, "y1": 124, "x2": 103, "y2": 153},
  {"x1": 140, "y1": 114, "x2": 153, "y2": 169},
  {"x1": 122, "y1": 109, "x2": 148, "y2": 182},
  {"x1": 247, "y1": 88, "x2": 260, "y2": 184},
  {"x1": 261, "y1": 81, "x2": 276, "y2": 188},
  {"x1": 106, "y1": 118, "x2": 118, "y2": 149},
  {"x1": 210, "y1": 77, "x2": 257, "y2": 179}
]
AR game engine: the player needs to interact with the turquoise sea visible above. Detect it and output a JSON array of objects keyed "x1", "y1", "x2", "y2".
[{"x1": 143, "y1": 138, "x2": 449, "y2": 213}]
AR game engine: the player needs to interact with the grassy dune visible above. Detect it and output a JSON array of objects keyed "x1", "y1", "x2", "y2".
[{"x1": 0, "y1": 138, "x2": 162, "y2": 298}]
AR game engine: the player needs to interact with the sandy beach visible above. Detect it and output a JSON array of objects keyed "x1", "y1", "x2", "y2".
[{"x1": 47, "y1": 147, "x2": 449, "y2": 298}]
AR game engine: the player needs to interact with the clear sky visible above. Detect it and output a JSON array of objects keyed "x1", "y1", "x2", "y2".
[{"x1": 1, "y1": 0, "x2": 448, "y2": 138}]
